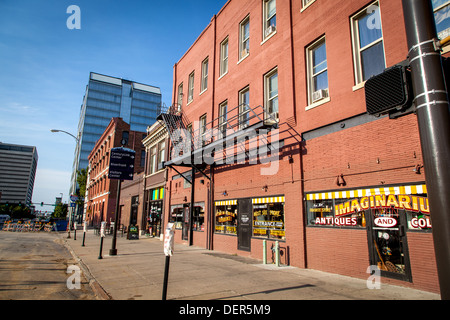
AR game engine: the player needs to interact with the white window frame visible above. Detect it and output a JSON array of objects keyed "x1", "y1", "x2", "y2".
[
  {"x1": 306, "y1": 36, "x2": 330, "y2": 108},
  {"x1": 219, "y1": 100, "x2": 228, "y2": 138},
  {"x1": 177, "y1": 83, "x2": 183, "y2": 109},
  {"x1": 220, "y1": 37, "x2": 229, "y2": 77},
  {"x1": 239, "y1": 87, "x2": 250, "y2": 129},
  {"x1": 239, "y1": 16, "x2": 250, "y2": 61},
  {"x1": 201, "y1": 57, "x2": 209, "y2": 93},
  {"x1": 350, "y1": 1, "x2": 386, "y2": 86},
  {"x1": 188, "y1": 71, "x2": 195, "y2": 104},
  {"x1": 433, "y1": 0, "x2": 450, "y2": 40},
  {"x1": 200, "y1": 114, "x2": 207, "y2": 146},
  {"x1": 263, "y1": 0, "x2": 277, "y2": 41},
  {"x1": 264, "y1": 68, "x2": 279, "y2": 122},
  {"x1": 301, "y1": 0, "x2": 316, "y2": 12}
]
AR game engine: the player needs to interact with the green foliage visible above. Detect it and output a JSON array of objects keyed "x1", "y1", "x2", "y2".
[
  {"x1": 76, "y1": 167, "x2": 87, "y2": 205},
  {"x1": 52, "y1": 203, "x2": 68, "y2": 219},
  {"x1": 0, "y1": 203, "x2": 33, "y2": 220}
]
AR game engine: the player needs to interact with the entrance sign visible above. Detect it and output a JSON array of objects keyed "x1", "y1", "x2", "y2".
[{"x1": 108, "y1": 147, "x2": 136, "y2": 180}]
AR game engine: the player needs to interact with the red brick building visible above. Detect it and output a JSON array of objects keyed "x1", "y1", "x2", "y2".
[
  {"x1": 159, "y1": 0, "x2": 449, "y2": 294},
  {"x1": 86, "y1": 117, "x2": 146, "y2": 227}
]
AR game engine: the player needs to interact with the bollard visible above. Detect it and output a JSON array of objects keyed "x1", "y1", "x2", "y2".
[
  {"x1": 263, "y1": 240, "x2": 267, "y2": 264},
  {"x1": 98, "y1": 221, "x2": 106, "y2": 259},
  {"x1": 98, "y1": 237, "x2": 104, "y2": 259}
]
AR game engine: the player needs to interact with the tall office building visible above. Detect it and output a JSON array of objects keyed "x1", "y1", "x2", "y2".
[
  {"x1": 0, "y1": 142, "x2": 38, "y2": 206},
  {"x1": 70, "y1": 72, "x2": 161, "y2": 213}
]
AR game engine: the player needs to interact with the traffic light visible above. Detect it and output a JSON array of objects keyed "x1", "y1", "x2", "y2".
[
  {"x1": 41, "y1": 202, "x2": 44, "y2": 206},
  {"x1": 365, "y1": 62, "x2": 414, "y2": 118}
]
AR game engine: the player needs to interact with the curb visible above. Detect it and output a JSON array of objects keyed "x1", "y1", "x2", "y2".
[{"x1": 61, "y1": 237, "x2": 113, "y2": 300}]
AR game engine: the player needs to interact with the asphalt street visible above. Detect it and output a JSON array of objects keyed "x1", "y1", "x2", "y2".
[{"x1": 0, "y1": 231, "x2": 97, "y2": 300}]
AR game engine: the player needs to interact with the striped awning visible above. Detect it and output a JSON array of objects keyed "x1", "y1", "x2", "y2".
[
  {"x1": 215, "y1": 200, "x2": 237, "y2": 206},
  {"x1": 306, "y1": 184, "x2": 427, "y2": 201},
  {"x1": 252, "y1": 196, "x2": 285, "y2": 204}
]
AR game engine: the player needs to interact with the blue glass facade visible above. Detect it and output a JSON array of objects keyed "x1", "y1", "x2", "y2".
[{"x1": 70, "y1": 72, "x2": 161, "y2": 196}]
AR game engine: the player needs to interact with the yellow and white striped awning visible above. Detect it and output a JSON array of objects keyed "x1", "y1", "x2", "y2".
[
  {"x1": 306, "y1": 184, "x2": 427, "y2": 201},
  {"x1": 215, "y1": 200, "x2": 237, "y2": 206},
  {"x1": 252, "y1": 196, "x2": 285, "y2": 204}
]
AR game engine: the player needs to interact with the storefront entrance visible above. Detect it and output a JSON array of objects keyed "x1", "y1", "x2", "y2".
[
  {"x1": 148, "y1": 200, "x2": 163, "y2": 237},
  {"x1": 237, "y1": 198, "x2": 252, "y2": 251},
  {"x1": 366, "y1": 207, "x2": 412, "y2": 282}
]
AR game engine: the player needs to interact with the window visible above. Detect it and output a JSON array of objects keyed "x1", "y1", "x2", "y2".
[
  {"x1": 302, "y1": 0, "x2": 316, "y2": 10},
  {"x1": 215, "y1": 202, "x2": 238, "y2": 235},
  {"x1": 150, "y1": 146, "x2": 157, "y2": 174},
  {"x1": 188, "y1": 72, "x2": 195, "y2": 103},
  {"x1": 306, "y1": 37, "x2": 329, "y2": 105},
  {"x1": 121, "y1": 131, "x2": 129, "y2": 145},
  {"x1": 239, "y1": 87, "x2": 250, "y2": 129},
  {"x1": 177, "y1": 83, "x2": 183, "y2": 109},
  {"x1": 351, "y1": 2, "x2": 386, "y2": 84},
  {"x1": 240, "y1": 16, "x2": 250, "y2": 59},
  {"x1": 263, "y1": 0, "x2": 276, "y2": 39},
  {"x1": 219, "y1": 101, "x2": 228, "y2": 138},
  {"x1": 158, "y1": 141, "x2": 165, "y2": 170},
  {"x1": 200, "y1": 114, "x2": 207, "y2": 146},
  {"x1": 201, "y1": 58, "x2": 209, "y2": 92},
  {"x1": 140, "y1": 150, "x2": 145, "y2": 167},
  {"x1": 220, "y1": 38, "x2": 229, "y2": 77},
  {"x1": 253, "y1": 199, "x2": 285, "y2": 240},
  {"x1": 433, "y1": 0, "x2": 450, "y2": 39},
  {"x1": 264, "y1": 68, "x2": 279, "y2": 121}
]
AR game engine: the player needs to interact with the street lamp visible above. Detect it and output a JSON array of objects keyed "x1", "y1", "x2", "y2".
[
  {"x1": 50, "y1": 129, "x2": 79, "y2": 142},
  {"x1": 50, "y1": 129, "x2": 80, "y2": 235}
]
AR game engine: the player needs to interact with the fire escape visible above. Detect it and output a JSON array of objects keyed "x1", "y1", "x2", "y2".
[{"x1": 157, "y1": 103, "x2": 278, "y2": 247}]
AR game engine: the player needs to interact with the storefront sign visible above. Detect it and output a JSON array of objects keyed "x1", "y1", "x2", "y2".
[
  {"x1": 335, "y1": 194, "x2": 429, "y2": 217},
  {"x1": 374, "y1": 217, "x2": 397, "y2": 228},
  {"x1": 306, "y1": 185, "x2": 432, "y2": 230}
]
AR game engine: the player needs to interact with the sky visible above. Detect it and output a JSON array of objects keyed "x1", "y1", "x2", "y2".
[{"x1": 0, "y1": 0, "x2": 228, "y2": 212}]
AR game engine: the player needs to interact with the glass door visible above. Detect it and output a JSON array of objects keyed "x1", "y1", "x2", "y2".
[{"x1": 367, "y1": 207, "x2": 412, "y2": 282}]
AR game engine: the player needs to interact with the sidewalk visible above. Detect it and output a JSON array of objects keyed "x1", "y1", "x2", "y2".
[{"x1": 61, "y1": 229, "x2": 441, "y2": 301}]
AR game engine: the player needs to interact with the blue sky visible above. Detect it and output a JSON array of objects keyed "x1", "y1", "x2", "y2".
[{"x1": 0, "y1": 0, "x2": 227, "y2": 211}]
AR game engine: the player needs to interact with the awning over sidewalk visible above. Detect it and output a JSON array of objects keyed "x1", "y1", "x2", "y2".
[{"x1": 306, "y1": 184, "x2": 427, "y2": 201}]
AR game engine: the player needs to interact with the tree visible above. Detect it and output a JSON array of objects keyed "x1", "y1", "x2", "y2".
[
  {"x1": 76, "y1": 168, "x2": 87, "y2": 205},
  {"x1": 52, "y1": 203, "x2": 68, "y2": 219}
]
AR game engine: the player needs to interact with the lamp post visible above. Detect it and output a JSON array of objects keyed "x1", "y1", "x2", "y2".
[{"x1": 50, "y1": 129, "x2": 80, "y2": 235}]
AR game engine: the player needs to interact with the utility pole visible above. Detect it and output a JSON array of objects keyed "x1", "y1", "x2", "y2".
[{"x1": 402, "y1": 0, "x2": 450, "y2": 300}]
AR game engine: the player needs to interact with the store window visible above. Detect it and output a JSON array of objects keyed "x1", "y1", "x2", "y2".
[
  {"x1": 306, "y1": 184, "x2": 431, "y2": 231},
  {"x1": 252, "y1": 197, "x2": 285, "y2": 240},
  {"x1": 170, "y1": 205, "x2": 185, "y2": 230},
  {"x1": 192, "y1": 202, "x2": 205, "y2": 231},
  {"x1": 215, "y1": 200, "x2": 238, "y2": 235}
]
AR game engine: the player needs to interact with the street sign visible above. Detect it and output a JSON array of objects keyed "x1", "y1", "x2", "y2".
[
  {"x1": 108, "y1": 147, "x2": 136, "y2": 180},
  {"x1": 70, "y1": 194, "x2": 78, "y2": 202}
]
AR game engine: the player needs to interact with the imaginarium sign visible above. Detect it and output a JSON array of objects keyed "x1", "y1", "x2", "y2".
[
  {"x1": 335, "y1": 194, "x2": 429, "y2": 217},
  {"x1": 306, "y1": 184, "x2": 432, "y2": 229}
]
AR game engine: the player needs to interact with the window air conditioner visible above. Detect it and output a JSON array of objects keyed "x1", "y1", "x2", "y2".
[
  {"x1": 312, "y1": 89, "x2": 328, "y2": 103},
  {"x1": 265, "y1": 25, "x2": 276, "y2": 37}
]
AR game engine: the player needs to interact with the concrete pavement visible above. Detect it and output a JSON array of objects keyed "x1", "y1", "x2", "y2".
[{"x1": 60, "y1": 229, "x2": 441, "y2": 301}]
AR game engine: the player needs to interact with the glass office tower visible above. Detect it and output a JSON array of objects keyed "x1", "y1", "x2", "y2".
[{"x1": 70, "y1": 72, "x2": 161, "y2": 217}]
